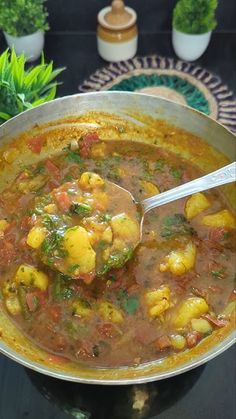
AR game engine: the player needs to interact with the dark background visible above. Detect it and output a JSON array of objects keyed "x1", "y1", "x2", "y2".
[{"x1": 46, "y1": 0, "x2": 236, "y2": 32}]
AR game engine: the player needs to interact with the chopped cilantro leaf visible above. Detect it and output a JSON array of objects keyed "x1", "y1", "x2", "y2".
[
  {"x1": 99, "y1": 248, "x2": 133, "y2": 275},
  {"x1": 170, "y1": 167, "x2": 182, "y2": 179},
  {"x1": 161, "y1": 214, "x2": 194, "y2": 238},
  {"x1": 67, "y1": 264, "x2": 80, "y2": 273},
  {"x1": 69, "y1": 202, "x2": 92, "y2": 217},
  {"x1": 100, "y1": 213, "x2": 112, "y2": 222},
  {"x1": 97, "y1": 240, "x2": 107, "y2": 250},
  {"x1": 155, "y1": 159, "x2": 166, "y2": 171},
  {"x1": 118, "y1": 289, "x2": 139, "y2": 314},
  {"x1": 34, "y1": 162, "x2": 45, "y2": 174},
  {"x1": 62, "y1": 174, "x2": 74, "y2": 182},
  {"x1": 65, "y1": 149, "x2": 82, "y2": 165},
  {"x1": 211, "y1": 268, "x2": 225, "y2": 279}
]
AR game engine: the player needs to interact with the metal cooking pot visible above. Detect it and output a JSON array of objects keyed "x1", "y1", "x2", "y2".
[{"x1": 0, "y1": 92, "x2": 235, "y2": 384}]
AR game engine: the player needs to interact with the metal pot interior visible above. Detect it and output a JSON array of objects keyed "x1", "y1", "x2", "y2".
[{"x1": 0, "y1": 92, "x2": 235, "y2": 384}]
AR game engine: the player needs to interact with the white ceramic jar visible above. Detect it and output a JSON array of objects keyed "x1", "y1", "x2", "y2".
[
  {"x1": 4, "y1": 30, "x2": 45, "y2": 62},
  {"x1": 97, "y1": 1, "x2": 138, "y2": 62},
  {"x1": 172, "y1": 28, "x2": 212, "y2": 61}
]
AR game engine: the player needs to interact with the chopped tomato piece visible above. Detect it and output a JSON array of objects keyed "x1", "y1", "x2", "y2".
[
  {"x1": 186, "y1": 331, "x2": 201, "y2": 348},
  {"x1": 54, "y1": 191, "x2": 71, "y2": 211},
  {"x1": 155, "y1": 335, "x2": 172, "y2": 350},
  {"x1": 19, "y1": 236, "x2": 27, "y2": 248},
  {"x1": 26, "y1": 290, "x2": 47, "y2": 312},
  {"x1": 76, "y1": 272, "x2": 95, "y2": 284},
  {"x1": 47, "y1": 180, "x2": 60, "y2": 190},
  {"x1": 27, "y1": 136, "x2": 45, "y2": 154},
  {"x1": 45, "y1": 160, "x2": 60, "y2": 179},
  {"x1": 79, "y1": 133, "x2": 100, "y2": 158},
  {"x1": 21, "y1": 216, "x2": 33, "y2": 231},
  {"x1": 0, "y1": 240, "x2": 15, "y2": 266},
  {"x1": 97, "y1": 323, "x2": 117, "y2": 338},
  {"x1": 76, "y1": 340, "x2": 94, "y2": 358},
  {"x1": 49, "y1": 305, "x2": 61, "y2": 322},
  {"x1": 209, "y1": 227, "x2": 227, "y2": 242},
  {"x1": 201, "y1": 314, "x2": 229, "y2": 327},
  {"x1": 26, "y1": 293, "x2": 40, "y2": 312}
]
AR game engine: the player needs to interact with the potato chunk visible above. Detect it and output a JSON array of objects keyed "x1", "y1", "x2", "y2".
[
  {"x1": 145, "y1": 286, "x2": 171, "y2": 318},
  {"x1": 191, "y1": 318, "x2": 212, "y2": 333},
  {"x1": 170, "y1": 335, "x2": 186, "y2": 350},
  {"x1": 160, "y1": 242, "x2": 196, "y2": 276},
  {"x1": 0, "y1": 219, "x2": 9, "y2": 238},
  {"x1": 0, "y1": 219, "x2": 9, "y2": 232},
  {"x1": 202, "y1": 209, "x2": 236, "y2": 229},
  {"x1": 3, "y1": 147, "x2": 19, "y2": 163},
  {"x1": 64, "y1": 226, "x2": 96, "y2": 274},
  {"x1": 79, "y1": 172, "x2": 104, "y2": 189},
  {"x1": 72, "y1": 299, "x2": 92, "y2": 318},
  {"x1": 185, "y1": 192, "x2": 210, "y2": 220},
  {"x1": 26, "y1": 227, "x2": 46, "y2": 249},
  {"x1": 5, "y1": 296, "x2": 21, "y2": 315},
  {"x1": 172, "y1": 297, "x2": 209, "y2": 329},
  {"x1": 15, "y1": 265, "x2": 48, "y2": 291},
  {"x1": 98, "y1": 301, "x2": 123, "y2": 323},
  {"x1": 139, "y1": 180, "x2": 160, "y2": 197},
  {"x1": 101, "y1": 226, "x2": 113, "y2": 243},
  {"x1": 18, "y1": 174, "x2": 47, "y2": 193},
  {"x1": 90, "y1": 142, "x2": 107, "y2": 158},
  {"x1": 110, "y1": 213, "x2": 139, "y2": 242}
]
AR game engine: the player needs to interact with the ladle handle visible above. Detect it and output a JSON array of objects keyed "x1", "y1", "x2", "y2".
[{"x1": 141, "y1": 162, "x2": 236, "y2": 214}]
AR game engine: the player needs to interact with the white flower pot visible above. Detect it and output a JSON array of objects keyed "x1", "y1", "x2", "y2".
[
  {"x1": 172, "y1": 28, "x2": 212, "y2": 61},
  {"x1": 4, "y1": 31, "x2": 44, "y2": 62}
]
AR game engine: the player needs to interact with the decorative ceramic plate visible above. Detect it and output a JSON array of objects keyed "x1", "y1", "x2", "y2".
[{"x1": 79, "y1": 55, "x2": 236, "y2": 133}]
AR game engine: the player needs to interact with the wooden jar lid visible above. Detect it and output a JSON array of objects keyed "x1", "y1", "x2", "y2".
[{"x1": 98, "y1": 0, "x2": 137, "y2": 31}]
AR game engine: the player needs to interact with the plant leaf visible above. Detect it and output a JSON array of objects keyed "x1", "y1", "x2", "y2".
[{"x1": 0, "y1": 49, "x2": 65, "y2": 125}]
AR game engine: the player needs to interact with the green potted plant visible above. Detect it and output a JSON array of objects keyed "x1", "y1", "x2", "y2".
[
  {"x1": 0, "y1": 48, "x2": 65, "y2": 124},
  {"x1": 0, "y1": 0, "x2": 49, "y2": 62},
  {"x1": 172, "y1": 0, "x2": 218, "y2": 61}
]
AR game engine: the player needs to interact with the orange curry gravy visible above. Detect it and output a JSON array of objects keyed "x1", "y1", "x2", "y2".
[{"x1": 0, "y1": 133, "x2": 235, "y2": 367}]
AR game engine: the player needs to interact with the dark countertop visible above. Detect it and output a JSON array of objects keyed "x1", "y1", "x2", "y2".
[{"x1": 0, "y1": 31, "x2": 236, "y2": 419}]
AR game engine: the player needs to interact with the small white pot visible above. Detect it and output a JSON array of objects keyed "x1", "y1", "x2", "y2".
[
  {"x1": 4, "y1": 31, "x2": 44, "y2": 62},
  {"x1": 172, "y1": 28, "x2": 212, "y2": 61}
]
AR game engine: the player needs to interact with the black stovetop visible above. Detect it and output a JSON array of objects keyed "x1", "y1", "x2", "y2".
[{"x1": 0, "y1": 31, "x2": 235, "y2": 419}]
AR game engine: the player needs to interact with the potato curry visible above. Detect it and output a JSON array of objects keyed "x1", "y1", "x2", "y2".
[{"x1": 0, "y1": 132, "x2": 235, "y2": 367}]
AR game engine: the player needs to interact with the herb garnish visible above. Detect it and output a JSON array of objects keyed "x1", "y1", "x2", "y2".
[
  {"x1": 161, "y1": 214, "x2": 194, "y2": 238},
  {"x1": 64, "y1": 147, "x2": 82, "y2": 165},
  {"x1": 211, "y1": 268, "x2": 226, "y2": 279},
  {"x1": 99, "y1": 248, "x2": 133, "y2": 275},
  {"x1": 118, "y1": 289, "x2": 139, "y2": 314},
  {"x1": 62, "y1": 174, "x2": 74, "y2": 182},
  {"x1": 155, "y1": 159, "x2": 166, "y2": 171},
  {"x1": 170, "y1": 167, "x2": 182, "y2": 179},
  {"x1": 100, "y1": 213, "x2": 112, "y2": 222},
  {"x1": 67, "y1": 264, "x2": 80, "y2": 273},
  {"x1": 69, "y1": 202, "x2": 92, "y2": 217}
]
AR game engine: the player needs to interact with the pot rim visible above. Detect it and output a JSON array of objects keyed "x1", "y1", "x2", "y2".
[
  {"x1": 0, "y1": 91, "x2": 234, "y2": 138},
  {"x1": 0, "y1": 332, "x2": 235, "y2": 385}
]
